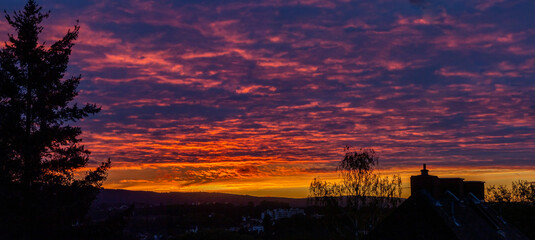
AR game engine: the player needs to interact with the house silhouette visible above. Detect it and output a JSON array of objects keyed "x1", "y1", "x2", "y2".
[{"x1": 366, "y1": 164, "x2": 529, "y2": 240}]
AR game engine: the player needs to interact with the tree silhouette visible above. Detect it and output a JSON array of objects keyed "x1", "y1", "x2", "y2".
[
  {"x1": 486, "y1": 180, "x2": 535, "y2": 239},
  {"x1": 309, "y1": 147, "x2": 402, "y2": 239},
  {"x1": 486, "y1": 180, "x2": 535, "y2": 204},
  {"x1": 0, "y1": 1, "x2": 109, "y2": 239}
]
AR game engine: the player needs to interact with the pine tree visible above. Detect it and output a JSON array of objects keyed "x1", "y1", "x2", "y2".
[{"x1": 0, "y1": 1, "x2": 110, "y2": 238}]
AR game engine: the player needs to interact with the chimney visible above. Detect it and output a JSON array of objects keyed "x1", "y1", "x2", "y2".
[
  {"x1": 410, "y1": 164, "x2": 440, "y2": 198},
  {"x1": 421, "y1": 164, "x2": 429, "y2": 176}
]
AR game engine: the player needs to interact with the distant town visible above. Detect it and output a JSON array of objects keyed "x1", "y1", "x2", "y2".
[
  {"x1": 88, "y1": 165, "x2": 535, "y2": 240},
  {"x1": 90, "y1": 192, "x2": 324, "y2": 240}
]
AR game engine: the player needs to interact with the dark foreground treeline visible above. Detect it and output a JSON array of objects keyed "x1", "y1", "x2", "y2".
[{"x1": 2, "y1": 199, "x2": 532, "y2": 240}]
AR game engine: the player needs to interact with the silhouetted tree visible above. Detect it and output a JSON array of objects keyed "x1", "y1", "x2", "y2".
[
  {"x1": 486, "y1": 180, "x2": 535, "y2": 239},
  {"x1": 309, "y1": 147, "x2": 402, "y2": 239},
  {"x1": 487, "y1": 180, "x2": 535, "y2": 204},
  {"x1": 0, "y1": 1, "x2": 109, "y2": 239}
]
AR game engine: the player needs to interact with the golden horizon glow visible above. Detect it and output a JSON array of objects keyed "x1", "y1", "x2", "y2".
[{"x1": 100, "y1": 165, "x2": 535, "y2": 198}]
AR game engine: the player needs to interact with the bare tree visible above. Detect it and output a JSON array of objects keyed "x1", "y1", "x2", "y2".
[
  {"x1": 487, "y1": 180, "x2": 535, "y2": 204},
  {"x1": 309, "y1": 147, "x2": 402, "y2": 239},
  {"x1": 486, "y1": 180, "x2": 535, "y2": 239}
]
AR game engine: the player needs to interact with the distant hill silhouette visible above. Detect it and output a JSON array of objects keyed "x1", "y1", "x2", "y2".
[{"x1": 93, "y1": 189, "x2": 309, "y2": 208}]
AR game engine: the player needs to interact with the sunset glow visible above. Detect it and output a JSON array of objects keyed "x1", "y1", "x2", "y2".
[{"x1": 3, "y1": 0, "x2": 535, "y2": 198}]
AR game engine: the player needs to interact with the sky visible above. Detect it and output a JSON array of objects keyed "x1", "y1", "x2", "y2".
[{"x1": 2, "y1": 0, "x2": 535, "y2": 198}]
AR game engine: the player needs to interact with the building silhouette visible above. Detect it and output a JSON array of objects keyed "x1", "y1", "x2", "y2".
[
  {"x1": 410, "y1": 164, "x2": 485, "y2": 200},
  {"x1": 367, "y1": 164, "x2": 529, "y2": 240}
]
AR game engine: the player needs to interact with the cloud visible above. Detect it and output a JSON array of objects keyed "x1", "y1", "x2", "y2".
[{"x1": 4, "y1": 0, "x2": 535, "y2": 196}]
